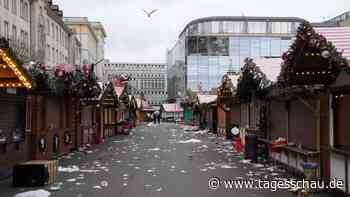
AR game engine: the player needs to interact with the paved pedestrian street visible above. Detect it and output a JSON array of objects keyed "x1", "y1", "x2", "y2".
[{"x1": 0, "y1": 123, "x2": 334, "y2": 197}]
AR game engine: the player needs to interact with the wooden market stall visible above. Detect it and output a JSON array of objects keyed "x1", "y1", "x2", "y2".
[
  {"x1": 0, "y1": 38, "x2": 33, "y2": 179},
  {"x1": 195, "y1": 94, "x2": 217, "y2": 131},
  {"x1": 29, "y1": 64, "x2": 91, "y2": 160},
  {"x1": 99, "y1": 82, "x2": 118, "y2": 140},
  {"x1": 113, "y1": 77, "x2": 131, "y2": 134},
  {"x1": 182, "y1": 101, "x2": 194, "y2": 126},
  {"x1": 258, "y1": 21, "x2": 348, "y2": 178},
  {"x1": 217, "y1": 72, "x2": 240, "y2": 137},
  {"x1": 74, "y1": 65, "x2": 102, "y2": 146},
  {"x1": 135, "y1": 95, "x2": 152, "y2": 124}
]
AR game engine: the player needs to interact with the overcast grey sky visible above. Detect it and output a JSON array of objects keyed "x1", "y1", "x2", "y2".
[{"x1": 54, "y1": 0, "x2": 350, "y2": 63}]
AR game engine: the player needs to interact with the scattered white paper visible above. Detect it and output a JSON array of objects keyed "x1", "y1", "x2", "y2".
[
  {"x1": 178, "y1": 139, "x2": 202, "y2": 144},
  {"x1": 14, "y1": 190, "x2": 51, "y2": 197}
]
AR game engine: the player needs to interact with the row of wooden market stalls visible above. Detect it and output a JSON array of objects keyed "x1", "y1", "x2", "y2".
[
  {"x1": 186, "y1": 22, "x2": 350, "y2": 193},
  {"x1": 0, "y1": 37, "x2": 142, "y2": 179}
]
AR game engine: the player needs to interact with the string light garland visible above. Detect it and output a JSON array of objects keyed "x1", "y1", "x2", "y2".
[
  {"x1": 0, "y1": 49, "x2": 32, "y2": 89},
  {"x1": 279, "y1": 21, "x2": 348, "y2": 86}
]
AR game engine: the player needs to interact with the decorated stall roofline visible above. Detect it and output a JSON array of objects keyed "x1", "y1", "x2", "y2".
[
  {"x1": 0, "y1": 46, "x2": 32, "y2": 89},
  {"x1": 278, "y1": 21, "x2": 348, "y2": 86},
  {"x1": 25, "y1": 63, "x2": 101, "y2": 98}
]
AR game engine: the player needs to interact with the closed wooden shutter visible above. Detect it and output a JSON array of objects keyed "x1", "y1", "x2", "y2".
[
  {"x1": 269, "y1": 101, "x2": 288, "y2": 140},
  {"x1": 335, "y1": 95, "x2": 350, "y2": 148},
  {"x1": 289, "y1": 99, "x2": 316, "y2": 150},
  {"x1": 46, "y1": 99, "x2": 60, "y2": 129},
  {"x1": 0, "y1": 95, "x2": 25, "y2": 139},
  {"x1": 230, "y1": 104, "x2": 240, "y2": 126},
  {"x1": 0, "y1": 102, "x2": 17, "y2": 129}
]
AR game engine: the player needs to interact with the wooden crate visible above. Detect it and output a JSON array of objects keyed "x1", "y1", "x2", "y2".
[{"x1": 22, "y1": 160, "x2": 58, "y2": 185}]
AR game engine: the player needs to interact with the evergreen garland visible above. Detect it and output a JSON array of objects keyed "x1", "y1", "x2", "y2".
[
  {"x1": 279, "y1": 21, "x2": 348, "y2": 85},
  {"x1": 236, "y1": 58, "x2": 271, "y2": 103}
]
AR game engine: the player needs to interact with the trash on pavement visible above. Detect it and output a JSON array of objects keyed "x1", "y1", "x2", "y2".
[
  {"x1": 178, "y1": 139, "x2": 202, "y2": 144},
  {"x1": 14, "y1": 190, "x2": 51, "y2": 197}
]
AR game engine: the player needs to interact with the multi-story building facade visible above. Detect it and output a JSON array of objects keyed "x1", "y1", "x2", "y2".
[
  {"x1": 30, "y1": 0, "x2": 72, "y2": 66},
  {"x1": 90, "y1": 22, "x2": 107, "y2": 79},
  {"x1": 63, "y1": 17, "x2": 106, "y2": 80},
  {"x1": 324, "y1": 11, "x2": 350, "y2": 27},
  {"x1": 104, "y1": 61, "x2": 167, "y2": 106},
  {"x1": 166, "y1": 16, "x2": 305, "y2": 99},
  {"x1": 0, "y1": 0, "x2": 31, "y2": 62}
]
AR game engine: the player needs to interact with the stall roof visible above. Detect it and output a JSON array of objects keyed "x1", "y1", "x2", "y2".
[
  {"x1": 162, "y1": 103, "x2": 183, "y2": 112},
  {"x1": 255, "y1": 57, "x2": 283, "y2": 82},
  {"x1": 315, "y1": 27, "x2": 350, "y2": 60},
  {"x1": 197, "y1": 94, "x2": 218, "y2": 104},
  {"x1": 0, "y1": 39, "x2": 32, "y2": 89}
]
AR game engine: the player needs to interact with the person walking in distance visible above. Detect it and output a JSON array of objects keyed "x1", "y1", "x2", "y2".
[
  {"x1": 153, "y1": 111, "x2": 157, "y2": 124},
  {"x1": 157, "y1": 110, "x2": 161, "y2": 124}
]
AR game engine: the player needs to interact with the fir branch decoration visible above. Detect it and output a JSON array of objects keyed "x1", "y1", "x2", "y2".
[{"x1": 236, "y1": 58, "x2": 271, "y2": 103}]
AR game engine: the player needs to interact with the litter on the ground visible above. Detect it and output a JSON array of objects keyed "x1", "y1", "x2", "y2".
[{"x1": 14, "y1": 190, "x2": 51, "y2": 197}]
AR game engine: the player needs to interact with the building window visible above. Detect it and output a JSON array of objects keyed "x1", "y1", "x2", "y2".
[
  {"x1": 56, "y1": 26, "x2": 58, "y2": 42},
  {"x1": 12, "y1": 0, "x2": 17, "y2": 15},
  {"x1": 52, "y1": 48, "x2": 55, "y2": 64},
  {"x1": 271, "y1": 22, "x2": 292, "y2": 34},
  {"x1": 223, "y1": 21, "x2": 244, "y2": 33},
  {"x1": 24, "y1": 31, "x2": 28, "y2": 49},
  {"x1": 23, "y1": 2, "x2": 28, "y2": 21},
  {"x1": 46, "y1": 19, "x2": 50, "y2": 35},
  {"x1": 12, "y1": 25, "x2": 17, "y2": 42},
  {"x1": 56, "y1": 49, "x2": 58, "y2": 63},
  {"x1": 52, "y1": 23, "x2": 55, "y2": 38},
  {"x1": 4, "y1": 21, "x2": 9, "y2": 40},
  {"x1": 20, "y1": 30, "x2": 24, "y2": 47},
  {"x1": 248, "y1": 22, "x2": 267, "y2": 34},
  {"x1": 4, "y1": 0, "x2": 9, "y2": 10},
  {"x1": 20, "y1": 0, "x2": 23, "y2": 18},
  {"x1": 47, "y1": 44, "x2": 50, "y2": 62}
]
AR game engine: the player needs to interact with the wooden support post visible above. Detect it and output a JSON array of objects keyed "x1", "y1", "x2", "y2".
[{"x1": 316, "y1": 99, "x2": 321, "y2": 152}]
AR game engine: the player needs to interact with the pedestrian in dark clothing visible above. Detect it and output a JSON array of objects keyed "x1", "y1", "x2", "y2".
[
  {"x1": 157, "y1": 111, "x2": 161, "y2": 124},
  {"x1": 153, "y1": 112, "x2": 157, "y2": 124}
]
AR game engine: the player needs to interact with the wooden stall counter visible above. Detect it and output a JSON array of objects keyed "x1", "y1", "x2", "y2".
[{"x1": 258, "y1": 138, "x2": 320, "y2": 177}]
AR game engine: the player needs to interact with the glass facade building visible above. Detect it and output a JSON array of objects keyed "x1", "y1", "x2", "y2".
[{"x1": 166, "y1": 16, "x2": 305, "y2": 98}]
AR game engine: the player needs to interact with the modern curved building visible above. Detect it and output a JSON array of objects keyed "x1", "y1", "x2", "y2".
[{"x1": 166, "y1": 16, "x2": 306, "y2": 99}]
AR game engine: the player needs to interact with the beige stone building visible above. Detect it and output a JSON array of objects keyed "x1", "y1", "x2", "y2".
[
  {"x1": 63, "y1": 17, "x2": 107, "y2": 80},
  {"x1": 0, "y1": 0, "x2": 31, "y2": 62}
]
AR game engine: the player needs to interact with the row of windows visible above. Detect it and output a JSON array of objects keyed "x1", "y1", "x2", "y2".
[
  {"x1": 0, "y1": 20, "x2": 29, "y2": 52},
  {"x1": 184, "y1": 21, "x2": 298, "y2": 36},
  {"x1": 40, "y1": 7, "x2": 69, "y2": 49},
  {"x1": 106, "y1": 72, "x2": 165, "y2": 79},
  {"x1": 326, "y1": 11, "x2": 350, "y2": 24},
  {"x1": 132, "y1": 90, "x2": 167, "y2": 95},
  {"x1": 46, "y1": 44, "x2": 68, "y2": 65},
  {"x1": 139, "y1": 80, "x2": 165, "y2": 90},
  {"x1": 1, "y1": 0, "x2": 30, "y2": 22},
  {"x1": 105, "y1": 64, "x2": 165, "y2": 69},
  {"x1": 187, "y1": 36, "x2": 292, "y2": 57}
]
